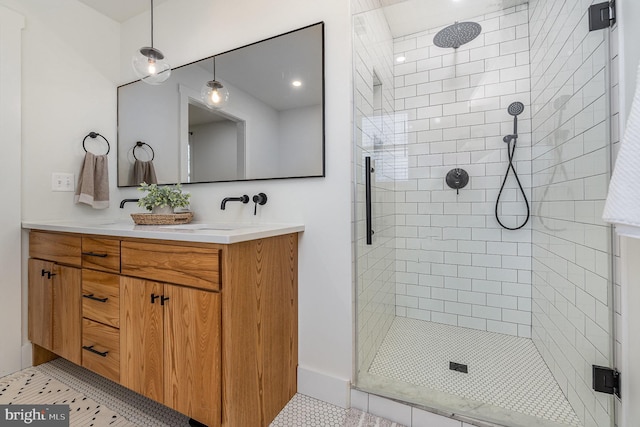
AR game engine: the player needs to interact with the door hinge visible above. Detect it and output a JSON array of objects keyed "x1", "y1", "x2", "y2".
[
  {"x1": 589, "y1": 0, "x2": 616, "y2": 31},
  {"x1": 593, "y1": 365, "x2": 620, "y2": 398}
]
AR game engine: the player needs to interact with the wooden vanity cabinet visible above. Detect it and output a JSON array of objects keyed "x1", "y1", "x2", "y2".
[
  {"x1": 28, "y1": 232, "x2": 82, "y2": 365},
  {"x1": 28, "y1": 230, "x2": 298, "y2": 427},
  {"x1": 121, "y1": 276, "x2": 221, "y2": 426}
]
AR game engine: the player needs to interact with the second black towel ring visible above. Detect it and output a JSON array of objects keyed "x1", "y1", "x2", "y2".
[
  {"x1": 83, "y1": 132, "x2": 110, "y2": 155},
  {"x1": 133, "y1": 141, "x2": 155, "y2": 161}
]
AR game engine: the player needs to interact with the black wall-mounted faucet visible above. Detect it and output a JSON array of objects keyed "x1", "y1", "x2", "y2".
[
  {"x1": 221, "y1": 195, "x2": 249, "y2": 210},
  {"x1": 120, "y1": 198, "x2": 139, "y2": 208}
]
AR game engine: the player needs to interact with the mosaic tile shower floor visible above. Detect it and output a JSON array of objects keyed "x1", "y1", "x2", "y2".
[{"x1": 367, "y1": 317, "x2": 582, "y2": 427}]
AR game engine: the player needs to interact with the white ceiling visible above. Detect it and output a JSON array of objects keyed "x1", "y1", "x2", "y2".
[
  {"x1": 77, "y1": 0, "x2": 170, "y2": 22},
  {"x1": 78, "y1": 0, "x2": 530, "y2": 39},
  {"x1": 191, "y1": 24, "x2": 323, "y2": 112},
  {"x1": 381, "y1": 0, "x2": 529, "y2": 38}
]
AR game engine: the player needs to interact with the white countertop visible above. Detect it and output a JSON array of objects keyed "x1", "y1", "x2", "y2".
[{"x1": 22, "y1": 220, "x2": 304, "y2": 244}]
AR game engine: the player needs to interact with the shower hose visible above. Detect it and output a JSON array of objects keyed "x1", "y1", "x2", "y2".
[{"x1": 495, "y1": 139, "x2": 530, "y2": 230}]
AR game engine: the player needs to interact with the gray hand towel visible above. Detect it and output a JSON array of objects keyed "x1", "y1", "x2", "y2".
[
  {"x1": 74, "y1": 152, "x2": 109, "y2": 209},
  {"x1": 133, "y1": 159, "x2": 158, "y2": 185}
]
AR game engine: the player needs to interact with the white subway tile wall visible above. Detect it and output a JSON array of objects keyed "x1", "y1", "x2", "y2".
[
  {"x1": 353, "y1": 3, "x2": 398, "y2": 372},
  {"x1": 529, "y1": 0, "x2": 614, "y2": 426},
  {"x1": 393, "y1": 6, "x2": 533, "y2": 338}
]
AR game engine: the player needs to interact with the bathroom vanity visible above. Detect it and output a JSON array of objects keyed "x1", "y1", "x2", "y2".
[{"x1": 23, "y1": 221, "x2": 303, "y2": 427}]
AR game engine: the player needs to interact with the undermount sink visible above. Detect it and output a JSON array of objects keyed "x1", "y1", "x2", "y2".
[{"x1": 163, "y1": 223, "x2": 244, "y2": 231}]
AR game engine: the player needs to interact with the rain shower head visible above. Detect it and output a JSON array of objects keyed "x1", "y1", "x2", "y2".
[
  {"x1": 507, "y1": 102, "x2": 525, "y2": 116},
  {"x1": 433, "y1": 21, "x2": 482, "y2": 49}
]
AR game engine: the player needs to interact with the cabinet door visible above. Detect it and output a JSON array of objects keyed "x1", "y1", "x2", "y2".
[
  {"x1": 28, "y1": 259, "x2": 54, "y2": 350},
  {"x1": 121, "y1": 276, "x2": 164, "y2": 403},
  {"x1": 51, "y1": 264, "x2": 81, "y2": 364},
  {"x1": 164, "y1": 285, "x2": 221, "y2": 427}
]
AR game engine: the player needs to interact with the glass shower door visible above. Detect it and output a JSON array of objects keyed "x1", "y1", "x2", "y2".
[{"x1": 352, "y1": 0, "x2": 616, "y2": 426}]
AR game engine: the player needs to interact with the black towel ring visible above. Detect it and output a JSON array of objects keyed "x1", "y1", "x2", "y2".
[
  {"x1": 82, "y1": 132, "x2": 110, "y2": 155},
  {"x1": 133, "y1": 141, "x2": 155, "y2": 161}
]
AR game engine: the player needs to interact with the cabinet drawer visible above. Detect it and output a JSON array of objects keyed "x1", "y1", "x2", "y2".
[
  {"x1": 82, "y1": 319, "x2": 119, "y2": 383},
  {"x1": 30, "y1": 231, "x2": 81, "y2": 266},
  {"x1": 121, "y1": 241, "x2": 220, "y2": 291},
  {"x1": 82, "y1": 237, "x2": 120, "y2": 273},
  {"x1": 82, "y1": 270, "x2": 120, "y2": 328}
]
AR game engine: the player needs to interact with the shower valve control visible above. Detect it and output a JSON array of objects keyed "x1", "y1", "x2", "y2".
[{"x1": 445, "y1": 168, "x2": 469, "y2": 195}]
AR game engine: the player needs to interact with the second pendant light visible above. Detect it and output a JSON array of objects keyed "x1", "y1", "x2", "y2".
[{"x1": 201, "y1": 56, "x2": 229, "y2": 109}]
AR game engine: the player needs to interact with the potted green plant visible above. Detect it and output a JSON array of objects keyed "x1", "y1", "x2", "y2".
[{"x1": 137, "y1": 182, "x2": 191, "y2": 214}]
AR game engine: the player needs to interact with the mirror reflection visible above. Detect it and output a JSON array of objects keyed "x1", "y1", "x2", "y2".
[{"x1": 118, "y1": 22, "x2": 325, "y2": 187}]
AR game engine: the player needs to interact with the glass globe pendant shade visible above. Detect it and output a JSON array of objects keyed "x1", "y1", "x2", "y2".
[
  {"x1": 132, "y1": 46, "x2": 171, "y2": 85},
  {"x1": 201, "y1": 80, "x2": 229, "y2": 109}
]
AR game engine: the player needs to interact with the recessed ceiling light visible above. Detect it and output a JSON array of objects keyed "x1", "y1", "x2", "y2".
[
  {"x1": 396, "y1": 56, "x2": 406, "y2": 63},
  {"x1": 292, "y1": 80, "x2": 302, "y2": 87}
]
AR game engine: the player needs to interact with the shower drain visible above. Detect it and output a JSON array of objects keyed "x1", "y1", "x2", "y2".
[{"x1": 449, "y1": 361, "x2": 468, "y2": 373}]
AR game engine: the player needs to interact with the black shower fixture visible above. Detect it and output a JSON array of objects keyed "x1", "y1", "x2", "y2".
[
  {"x1": 495, "y1": 102, "x2": 530, "y2": 230},
  {"x1": 446, "y1": 168, "x2": 469, "y2": 195},
  {"x1": 503, "y1": 101, "x2": 525, "y2": 144},
  {"x1": 433, "y1": 21, "x2": 482, "y2": 49}
]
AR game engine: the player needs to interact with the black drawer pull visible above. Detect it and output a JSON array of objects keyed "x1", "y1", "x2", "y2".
[
  {"x1": 41, "y1": 269, "x2": 56, "y2": 279},
  {"x1": 82, "y1": 345, "x2": 108, "y2": 357},
  {"x1": 82, "y1": 251, "x2": 108, "y2": 258},
  {"x1": 82, "y1": 293, "x2": 108, "y2": 303}
]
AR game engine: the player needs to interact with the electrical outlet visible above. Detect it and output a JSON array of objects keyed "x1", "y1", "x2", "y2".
[{"x1": 52, "y1": 173, "x2": 75, "y2": 192}]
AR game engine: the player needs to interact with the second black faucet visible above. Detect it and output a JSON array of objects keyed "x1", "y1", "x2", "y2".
[{"x1": 220, "y1": 195, "x2": 249, "y2": 210}]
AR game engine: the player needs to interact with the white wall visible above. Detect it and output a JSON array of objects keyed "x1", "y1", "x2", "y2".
[
  {"x1": 0, "y1": 5, "x2": 24, "y2": 377},
  {"x1": 0, "y1": 0, "x2": 120, "y2": 223},
  {"x1": 0, "y1": 0, "x2": 353, "y2": 406}
]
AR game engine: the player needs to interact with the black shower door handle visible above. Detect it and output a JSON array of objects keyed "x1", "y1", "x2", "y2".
[{"x1": 365, "y1": 156, "x2": 374, "y2": 245}]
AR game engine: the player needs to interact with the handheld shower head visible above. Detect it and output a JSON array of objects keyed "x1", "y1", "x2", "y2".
[
  {"x1": 508, "y1": 102, "x2": 525, "y2": 116},
  {"x1": 506, "y1": 102, "x2": 524, "y2": 139}
]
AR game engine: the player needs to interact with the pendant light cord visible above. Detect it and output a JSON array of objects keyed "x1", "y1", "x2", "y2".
[
  {"x1": 150, "y1": 0, "x2": 154, "y2": 48},
  {"x1": 495, "y1": 139, "x2": 530, "y2": 230}
]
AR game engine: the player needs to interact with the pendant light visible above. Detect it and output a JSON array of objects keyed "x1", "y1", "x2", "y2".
[
  {"x1": 132, "y1": 0, "x2": 171, "y2": 85},
  {"x1": 201, "y1": 56, "x2": 229, "y2": 109}
]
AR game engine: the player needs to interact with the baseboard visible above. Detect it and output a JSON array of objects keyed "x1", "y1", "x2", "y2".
[
  {"x1": 297, "y1": 366, "x2": 351, "y2": 409},
  {"x1": 21, "y1": 342, "x2": 32, "y2": 369}
]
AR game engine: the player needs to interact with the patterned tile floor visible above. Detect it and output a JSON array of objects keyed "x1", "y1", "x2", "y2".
[
  {"x1": 5, "y1": 358, "x2": 388, "y2": 427},
  {"x1": 368, "y1": 317, "x2": 582, "y2": 427}
]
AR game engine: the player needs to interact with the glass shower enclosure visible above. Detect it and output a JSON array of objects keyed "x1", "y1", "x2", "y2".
[{"x1": 352, "y1": 0, "x2": 616, "y2": 426}]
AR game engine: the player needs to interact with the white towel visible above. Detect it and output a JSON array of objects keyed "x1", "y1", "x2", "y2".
[
  {"x1": 74, "y1": 152, "x2": 109, "y2": 209},
  {"x1": 603, "y1": 61, "x2": 640, "y2": 238}
]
